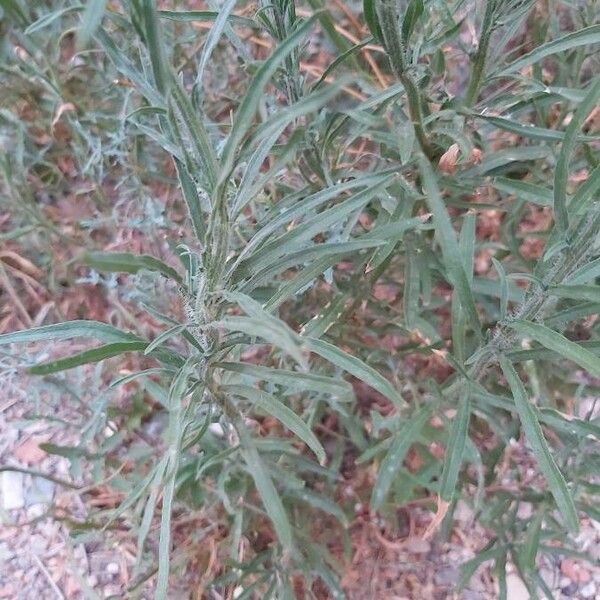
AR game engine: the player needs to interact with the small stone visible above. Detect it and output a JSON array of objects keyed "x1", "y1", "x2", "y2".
[
  {"x1": 517, "y1": 502, "x2": 533, "y2": 520},
  {"x1": 26, "y1": 503, "x2": 46, "y2": 520},
  {"x1": 506, "y1": 573, "x2": 529, "y2": 600},
  {"x1": 1, "y1": 471, "x2": 24, "y2": 510},
  {"x1": 25, "y1": 477, "x2": 54, "y2": 506},
  {"x1": 561, "y1": 582, "x2": 579, "y2": 596},
  {"x1": 539, "y1": 567, "x2": 556, "y2": 587},
  {"x1": 404, "y1": 538, "x2": 431, "y2": 553},
  {"x1": 580, "y1": 582, "x2": 596, "y2": 598},
  {"x1": 434, "y1": 567, "x2": 457, "y2": 587},
  {"x1": 454, "y1": 501, "x2": 474, "y2": 523},
  {"x1": 0, "y1": 543, "x2": 13, "y2": 562},
  {"x1": 86, "y1": 575, "x2": 98, "y2": 588},
  {"x1": 461, "y1": 592, "x2": 484, "y2": 600},
  {"x1": 103, "y1": 585, "x2": 121, "y2": 598},
  {"x1": 29, "y1": 535, "x2": 48, "y2": 553},
  {"x1": 106, "y1": 562, "x2": 119, "y2": 575}
]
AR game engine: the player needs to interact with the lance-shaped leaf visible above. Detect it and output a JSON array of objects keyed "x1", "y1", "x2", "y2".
[{"x1": 499, "y1": 355, "x2": 578, "y2": 532}]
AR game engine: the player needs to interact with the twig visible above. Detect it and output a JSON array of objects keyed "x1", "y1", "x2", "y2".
[{"x1": 32, "y1": 553, "x2": 66, "y2": 600}]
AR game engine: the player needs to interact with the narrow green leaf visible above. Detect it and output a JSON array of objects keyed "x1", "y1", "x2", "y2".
[
  {"x1": 363, "y1": 0, "x2": 383, "y2": 43},
  {"x1": 477, "y1": 114, "x2": 598, "y2": 142},
  {"x1": 136, "y1": 457, "x2": 168, "y2": 568},
  {"x1": 217, "y1": 362, "x2": 353, "y2": 398},
  {"x1": 571, "y1": 163, "x2": 600, "y2": 214},
  {"x1": 0, "y1": 321, "x2": 140, "y2": 346},
  {"x1": 28, "y1": 341, "x2": 148, "y2": 375},
  {"x1": 233, "y1": 81, "x2": 345, "y2": 216},
  {"x1": 219, "y1": 14, "x2": 319, "y2": 181},
  {"x1": 544, "y1": 302, "x2": 600, "y2": 327},
  {"x1": 95, "y1": 29, "x2": 164, "y2": 107},
  {"x1": 499, "y1": 355, "x2": 578, "y2": 532},
  {"x1": 371, "y1": 406, "x2": 432, "y2": 510},
  {"x1": 213, "y1": 316, "x2": 307, "y2": 368},
  {"x1": 463, "y1": 146, "x2": 550, "y2": 177},
  {"x1": 78, "y1": 0, "x2": 107, "y2": 47},
  {"x1": 173, "y1": 158, "x2": 206, "y2": 243},
  {"x1": 491, "y1": 257, "x2": 509, "y2": 321},
  {"x1": 239, "y1": 239, "x2": 385, "y2": 291},
  {"x1": 144, "y1": 325, "x2": 185, "y2": 355},
  {"x1": 234, "y1": 173, "x2": 392, "y2": 269},
  {"x1": 401, "y1": 0, "x2": 423, "y2": 45},
  {"x1": 554, "y1": 77, "x2": 600, "y2": 232},
  {"x1": 226, "y1": 384, "x2": 326, "y2": 464},
  {"x1": 458, "y1": 543, "x2": 505, "y2": 591},
  {"x1": 156, "y1": 470, "x2": 175, "y2": 599},
  {"x1": 286, "y1": 486, "x2": 348, "y2": 526},
  {"x1": 551, "y1": 285, "x2": 600, "y2": 303},
  {"x1": 157, "y1": 9, "x2": 257, "y2": 28},
  {"x1": 440, "y1": 393, "x2": 471, "y2": 501},
  {"x1": 419, "y1": 156, "x2": 481, "y2": 336},
  {"x1": 195, "y1": 0, "x2": 237, "y2": 87},
  {"x1": 509, "y1": 320, "x2": 600, "y2": 378},
  {"x1": 492, "y1": 177, "x2": 553, "y2": 207},
  {"x1": 496, "y1": 25, "x2": 600, "y2": 77},
  {"x1": 264, "y1": 256, "x2": 342, "y2": 311},
  {"x1": 134, "y1": 0, "x2": 169, "y2": 95},
  {"x1": 236, "y1": 418, "x2": 294, "y2": 549},
  {"x1": 168, "y1": 80, "x2": 218, "y2": 192},
  {"x1": 565, "y1": 257, "x2": 600, "y2": 285},
  {"x1": 25, "y1": 6, "x2": 81, "y2": 34},
  {"x1": 508, "y1": 340, "x2": 600, "y2": 363},
  {"x1": 403, "y1": 244, "x2": 420, "y2": 328},
  {"x1": 236, "y1": 177, "x2": 393, "y2": 277},
  {"x1": 306, "y1": 337, "x2": 405, "y2": 408},
  {"x1": 519, "y1": 506, "x2": 545, "y2": 573},
  {"x1": 83, "y1": 252, "x2": 183, "y2": 284}
]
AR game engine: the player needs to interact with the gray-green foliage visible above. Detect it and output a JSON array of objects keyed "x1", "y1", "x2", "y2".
[{"x1": 1, "y1": 0, "x2": 600, "y2": 597}]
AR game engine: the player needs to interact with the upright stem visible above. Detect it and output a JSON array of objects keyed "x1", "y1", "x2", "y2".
[
  {"x1": 464, "y1": 2, "x2": 495, "y2": 107},
  {"x1": 376, "y1": 0, "x2": 435, "y2": 159},
  {"x1": 400, "y1": 72, "x2": 435, "y2": 160},
  {"x1": 444, "y1": 207, "x2": 600, "y2": 399}
]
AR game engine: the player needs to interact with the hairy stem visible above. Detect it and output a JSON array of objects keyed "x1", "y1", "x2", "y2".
[
  {"x1": 464, "y1": 1, "x2": 495, "y2": 107},
  {"x1": 376, "y1": 0, "x2": 435, "y2": 159}
]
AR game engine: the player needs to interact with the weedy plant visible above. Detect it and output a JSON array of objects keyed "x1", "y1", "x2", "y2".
[{"x1": 1, "y1": 0, "x2": 600, "y2": 597}]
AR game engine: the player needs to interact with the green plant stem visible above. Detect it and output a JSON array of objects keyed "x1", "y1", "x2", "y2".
[
  {"x1": 400, "y1": 72, "x2": 434, "y2": 159},
  {"x1": 464, "y1": 2, "x2": 495, "y2": 107},
  {"x1": 445, "y1": 206, "x2": 600, "y2": 399},
  {"x1": 376, "y1": 0, "x2": 434, "y2": 159}
]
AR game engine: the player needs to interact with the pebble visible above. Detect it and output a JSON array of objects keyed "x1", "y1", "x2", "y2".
[
  {"x1": 29, "y1": 534, "x2": 48, "y2": 553},
  {"x1": 434, "y1": 567, "x2": 457, "y2": 586},
  {"x1": 561, "y1": 582, "x2": 579, "y2": 596},
  {"x1": 106, "y1": 562, "x2": 119, "y2": 575},
  {"x1": 103, "y1": 585, "x2": 122, "y2": 597},
  {"x1": 560, "y1": 577, "x2": 572, "y2": 588},
  {"x1": 0, "y1": 543, "x2": 14, "y2": 562},
  {"x1": 25, "y1": 477, "x2": 54, "y2": 506},
  {"x1": 404, "y1": 538, "x2": 430, "y2": 553},
  {"x1": 517, "y1": 502, "x2": 533, "y2": 519},
  {"x1": 1, "y1": 471, "x2": 24, "y2": 510},
  {"x1": 580, "y1": 582, "x2": 596, "y2": 598},
  {"x1": 506, "y1": 573, "x2": 529, "y2": 600},
  {"x1": 462, "y1": 591, "x2": 484, "y2": 600},
  {"x1": 26, "y1": 504, "x2": 46, "y2": 520},
  {"x1": 86, "y1": 575, "x2": 98, "y2": 588}
]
